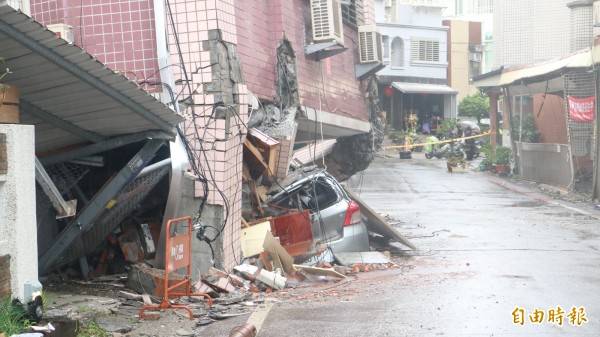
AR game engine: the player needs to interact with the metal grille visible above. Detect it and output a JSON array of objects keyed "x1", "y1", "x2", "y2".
[
  {"x1": 564, "y1": 70, "x2": 596, "y2": 195},
  {"x1": 36, "y1": 162, "x2": 90, "y2": 219},
  {"x1": 51, "y1": 166, "x2": 169, "y2": 270}
]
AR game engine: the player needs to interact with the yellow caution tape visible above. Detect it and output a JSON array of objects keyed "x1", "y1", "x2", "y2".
[{"x1": 383, "y1": 131, "x2": 495, "y2": 150}]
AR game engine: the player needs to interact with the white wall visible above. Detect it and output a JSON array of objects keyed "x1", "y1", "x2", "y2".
[
  {"x1": 375, "y1": 0, "x2": 448, "y2": 80},
  {"x1": 378, "y1": 23, "x2": 448, "y2": 79},
  {"x1": 0, "y1": 125, "x2": 38, "y2": 301},
  {"x1": 494, "y1": 0, "x2": 570, "y2": 68}
]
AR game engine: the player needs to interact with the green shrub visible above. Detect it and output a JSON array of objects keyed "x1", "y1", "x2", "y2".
[
  {"x1": 495, "y1": 146, "x2": 513, "y2": 165},
  {"x1": 0, "y1": 297, "x2": 32, "y2": 335}
]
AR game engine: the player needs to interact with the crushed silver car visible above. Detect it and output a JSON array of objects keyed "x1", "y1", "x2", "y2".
[{"x1": 266, "y1": 168, "x2": 370, "y2": 255}]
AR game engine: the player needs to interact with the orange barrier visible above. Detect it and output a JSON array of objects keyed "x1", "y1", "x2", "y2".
[{"x1": 139, "y1": 216, "x2": 212, "y2": 320}]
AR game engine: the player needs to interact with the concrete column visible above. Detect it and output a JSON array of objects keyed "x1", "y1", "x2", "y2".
[{"x1": 0, "y1": 125, "x2": 38, "y2": 301}]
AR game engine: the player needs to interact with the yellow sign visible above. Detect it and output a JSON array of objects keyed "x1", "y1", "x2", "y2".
[{"x1": 512, "y1": 306, "x2": 587, "y2": 326}]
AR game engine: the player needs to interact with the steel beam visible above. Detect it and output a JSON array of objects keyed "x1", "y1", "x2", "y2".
[
  {"x1": 38, "y1": 139, "x2": 165, "y2": 274},
  {"x1": 20, "y1": 100, "x2": 105, "y2": 143},
  {"x1": 0, "y1": 17, "x2": 176, "y2": 134},
  {"x1": 35, "y1": 157, "x2": 77, "y2": 219},
  {"x1": 40, "y1": 130, "x2": 173, "y2": 166}
]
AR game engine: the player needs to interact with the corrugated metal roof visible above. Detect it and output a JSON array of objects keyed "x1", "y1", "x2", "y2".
[
  {"x1": 392, "y1": 82, "x2": 459, "y2": 95},
  {"x1": 473, "y1": 47, "x2": 599, "y2": 93},
  {"x1": 0, "y1": 2, "x2": 182, "y2": 153}
]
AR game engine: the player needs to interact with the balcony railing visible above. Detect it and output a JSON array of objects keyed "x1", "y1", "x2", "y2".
[{"x1": 398, "y1": 0, "x2": 448, "y2": 8}]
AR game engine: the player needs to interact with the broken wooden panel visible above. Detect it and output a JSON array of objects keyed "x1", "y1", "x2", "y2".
[
  {"x1": 343, "y1": 186, "x2": 417, "y2": 250},
  {"x1": 269, "y1": 210, "x2": 313, "y2": 256},
  {"x1": 241, "y1": 220, "x2": 271, "y2": 257},
  {"x1": 293, "y1": 264, "x2": 346, "y2": 279},
  {"x1": 243, "y1": 139, "x2": 270, "y2": 180},
  {"x1": 247, "y1": 128, "x2": 280, "y2": 178},
  {"x1": 262, "y1": 231, "x2": 295, "y2": 274}
]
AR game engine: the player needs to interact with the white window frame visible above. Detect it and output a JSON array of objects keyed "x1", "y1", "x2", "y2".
[{"x1": 411, "y1": 37, "x2": 440, "y2": 64}]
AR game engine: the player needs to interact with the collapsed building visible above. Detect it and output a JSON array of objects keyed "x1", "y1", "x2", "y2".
[{"x1": 0, "y1": 0, "x2": 392, "y2": 308}]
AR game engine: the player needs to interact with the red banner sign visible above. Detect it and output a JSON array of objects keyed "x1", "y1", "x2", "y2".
[{"x1": 568, "y1": 96, "x2": 595, "y2": 122}]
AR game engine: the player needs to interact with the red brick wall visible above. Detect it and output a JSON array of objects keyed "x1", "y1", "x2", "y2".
[
  {"x1": 0, "y1": 255, "x2": 10, "y2": 299},
  {"x1": 533, "y1": 94, "x2": 568, "y2": 144},
  {"x1": 234, "y1": 0, "x2": 369, "y2": 122},
  {"x1": 30, "y1": 0, "x2": 162, "y2": 90}
]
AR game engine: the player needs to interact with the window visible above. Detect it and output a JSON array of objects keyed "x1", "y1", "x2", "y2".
[
  {"x1": 411, "y1": 38, "x2": 440, "y2": 62},
  {"x1": 385, "y1": 0, "x2": 397, "y2": 22},
  {"x1": 382, "y1": 35, "x2": 390, "y2": 63},
  {"x1": 455, "y1": 0, "x2": 464, "y2": 15},
  {"x1": 341, "y1": 0, "x2": 364, "y2": 28},
  {"x1": 477, "y1": 0, "x2": 493, "y2": 13},
  {"x1": 391, "y1": 37, "x2": 404, "y2": 67}
]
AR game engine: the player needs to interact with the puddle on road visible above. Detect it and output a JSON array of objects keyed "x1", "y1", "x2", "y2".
[{"x1": 510, "y1": 201, "x2": 546, "y2": 207}]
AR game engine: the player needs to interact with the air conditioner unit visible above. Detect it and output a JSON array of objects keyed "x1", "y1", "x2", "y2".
[
  {"x1": 311, "y1": 0, "x2": 344, "y2": 45},
  {"x1": 358, "y1": 25, "x2": 383, "y2": 63},
  {"x1": 469, "y1": 52, "x2": 482, "y2": 62},
  {"x1": 47, "y1": 23, "x2": 74, "y2": 44},
  {"x1": 469, "y1": 44, "x2": 483, "y2": 53},
  {"x1": 339, "y1": 0, "x2": 352, "y2": 5},
  {"x1": 385, "y1": 0, "x2": 393, "y2": 6}
]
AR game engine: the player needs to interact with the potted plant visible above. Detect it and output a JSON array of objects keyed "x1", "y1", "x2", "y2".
[
  {"x1": 480, "y1": 144, "x2": 496, "y2": 171},
  {"x1": 445, "y1": 145, "x2": 467, "y2": 172},
  {"x1": 494, "y1": 146, "x2": 512, "y2": 176}
]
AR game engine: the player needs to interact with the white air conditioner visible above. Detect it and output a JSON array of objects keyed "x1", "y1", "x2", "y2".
[
  {"x1": 47, "y1": 23, "x2": 74, "y2": 44},
  {"x1": 469, "y1": 52, "x2": 482, "y2": 62},
  {"x1": 358, "y1": 25, "x2": 383, "y2": 63},
  {"x1": 339, "y1": 0, "x2": 352, "y2": 5},
  {"x1": 472, "y1": 44, "x2": 483, "y2": 53},
  {"x1": 385, "y1": 0, "x2": 393, "y2": 6},
  {"x1": 311, "y1": 0, "x2": 344, "y2": 45}
]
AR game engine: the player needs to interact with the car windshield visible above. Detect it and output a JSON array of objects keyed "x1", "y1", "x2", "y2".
[{"x1": 269, "y1": 176, "x2": 341, "y2": 213}]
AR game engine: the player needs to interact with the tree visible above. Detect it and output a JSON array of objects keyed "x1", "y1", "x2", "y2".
[{"x1": 458, "y1": 92, "x2": 489, "y2": 125}]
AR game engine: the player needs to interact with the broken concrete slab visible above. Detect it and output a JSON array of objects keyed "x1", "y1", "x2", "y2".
[
  {"x1": 293, "y1": 264, "x2": 346, "y2": 279},
  {"x1": 234, "y1": 264, "x2": 286, "y2": 290},
  {"x1": 203, "y1": 276, "x2": 236, "y2": 293},
  {"x1": 96, "y1": 316, "x2": 133, "y2": 333},
  {"x1": 333, "y1": 252, "x2": 393, "y2": 266},
  {"x1": 343, "y1": 186, "x2": 417, "y2": 250}
]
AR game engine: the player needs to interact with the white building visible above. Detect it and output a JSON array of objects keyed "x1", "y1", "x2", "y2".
[
  {"x1": 493, "y1": 0, "x2": 570, "y2": 68},
  {"x1": 375, "y1": 0, "x2": 457, "y2": 131}
]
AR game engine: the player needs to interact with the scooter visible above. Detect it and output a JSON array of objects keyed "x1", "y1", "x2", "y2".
[{"x1": 425, "y1": 136, "x2": 452, "y2": 159}]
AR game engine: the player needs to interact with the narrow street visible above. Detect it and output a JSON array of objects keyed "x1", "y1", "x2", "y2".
[{"x1": 254, "y1": 153, "x2": 600, "y2": 337}]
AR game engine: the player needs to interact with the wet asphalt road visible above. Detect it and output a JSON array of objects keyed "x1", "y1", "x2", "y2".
[{"x1": 254, "y1": 153, "x2": 600, "y2": 337}]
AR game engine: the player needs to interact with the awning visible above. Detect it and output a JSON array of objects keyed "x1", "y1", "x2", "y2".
[
  {"x1": 0, "y1": 2, "x2": 183, "y2": 153},
  {"x1": 473, "y1": 46, "x2": 600, "y2": 93},
  {"x1": 392, "y1": 82, "x2": 458, "y2": 95}
]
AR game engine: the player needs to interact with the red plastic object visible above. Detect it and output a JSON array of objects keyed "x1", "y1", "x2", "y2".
[
  {"x1": 269, "y1": 210, "x2": 313, "y2": 256},
  {"x1": 138, "y1": 216, "x2": 212, "y2": 320}
]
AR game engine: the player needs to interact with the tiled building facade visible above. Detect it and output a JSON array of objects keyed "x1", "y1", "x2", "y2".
[{"x1": 27, "y1": 0, "x2": 376, "y2": 272}]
